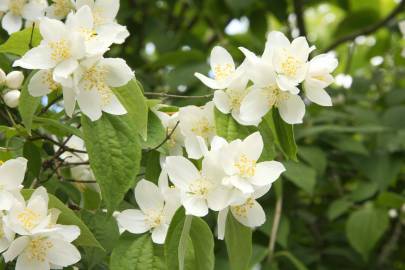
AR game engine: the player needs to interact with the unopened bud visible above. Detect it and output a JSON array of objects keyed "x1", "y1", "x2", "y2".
[
  {"x1": 388, "y1": 209, "x2": 398, "y2": 219},
  {"x1": 3, "y1": 89, "x2": 21, "y2": 108},
  {"x1": 0, "y1": 69, "x2": 6, "y2": 86},
  {"x1": 6, "y1": 71, "x2": 24, "y2": 89}
]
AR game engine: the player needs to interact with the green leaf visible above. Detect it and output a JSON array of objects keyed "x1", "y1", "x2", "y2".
[
  {"x1": 113, "y1": 80, "x2": 148, "y2": 139},
  {"x1": 283, "y1": 161, "x2": 316, "y2": 195},
  {"x1": 81, "y1": 114, "x2": 142, "y2": 212},
  {"x1": 21, "y1": 189, "x2": 102, "y2": 250},
  {"x1": 298, "y1": 147, "x2": 327, "y2": 175},
  {"x1": 214, "y1": 108, "x2": 253, "y2": 141},
  {"x1": 257, "y1": 118, "x2": 277, "y2": 161},
  {"x1": 264, "y1": 110, "x2": 297, "y2": 161},
  {"x1": 33, "y1": 116, "x2": 83, "y2": 138},
  {"x1": 327, "y1": 198, "x2": 353, "y2": 221},
  {"x1": 0, "y1": 27, "x2": 42, "y2": 56},
  {"x1": 18, "y1": 72, "x2": 41, "y2": 134},
  {"x1": 225, "y1": 213, "x2": 252, "y2": 270},
  {"x1": 346, "y1": 205, "x2": 389, "y2": 260},
  {"x1": 141, "y1": 110, "x2": 166, "y2": 149},
  {"x1": 189, "y1": 217, "x2": 215, "y2": 270},
  {"x1": 110, "y1": 234, "x2": 165, "y2": 270},
  {"x1": 274, "y1": 251, "x2": 309, "y2": 270},
  {"x1": 377, "y1": 192, "x2": 405, "y2": 209}
]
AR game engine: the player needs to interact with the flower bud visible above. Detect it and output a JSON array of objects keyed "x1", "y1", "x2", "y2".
[
  {"x1": 0, "y1": 69, "x2": 6, "y2": 86},
  {"x1": 3, "y1": 89, "x2": 21, "y2": 108},
  {"x1": 6, "y1": 71, "x2": 24, "y2": 89}
]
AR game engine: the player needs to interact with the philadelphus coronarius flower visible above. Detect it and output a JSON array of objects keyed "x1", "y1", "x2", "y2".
[
  {"x1": 0, "y1": 0, "x2": 48, "y2": 34},
  {"x1": 46, "y1": 0, "x2": 74, "y2": 19},
  {"x1": 116, "y1": 176, "x2": 181, "y2": 244}
]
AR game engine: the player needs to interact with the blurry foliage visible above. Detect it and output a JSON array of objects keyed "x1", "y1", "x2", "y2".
[{"x1": 1, "y1": 0, "x2": 405, "y2": 269}]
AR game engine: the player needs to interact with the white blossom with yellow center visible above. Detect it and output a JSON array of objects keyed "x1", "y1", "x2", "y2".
[
  {"x1": 220, "y1": 132, "x2": 285, "y2": 194},
  {"x1": 116, "y1": 179, "x2": 181, "y2": 244},
  {"x1": 0, "y1": 157, "x2": 27, "y2": 211},
  {"x1": 46, "y1": 0, "x2": 73, "y2": 19}
]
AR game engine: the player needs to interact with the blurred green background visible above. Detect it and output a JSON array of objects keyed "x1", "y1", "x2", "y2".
[{"x1": 1, "y1": 0, "x2": 405, "y2": 269}]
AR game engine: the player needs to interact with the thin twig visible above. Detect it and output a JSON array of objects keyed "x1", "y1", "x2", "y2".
[
  {"x1": 323, "y1": 0, "x2": 405, "y2": 52},
  {"x1": 268, "y1": 194, "x2": 283, "y2": 264},
  {"x1": 64, "y1": 179, "x2": 97, "y2": 184},
  {"x1": 377, "y1": 220, "x2": 402, "y2": 266},
  {"x1": 144, "y1": 92, "x2": 213, "y2": 99},
  {"x1": 38, "y1": 95, "x2": 63, "y2": 115},
  {"x1": 30, "y1": 134, "x2": 87, "y2": 154},
  {"x1": 60, "y1": 161, "x2": 90, "y2": 167},
  {"x1": 147, "y1": 121, "x2": 180, "y2": 152}
]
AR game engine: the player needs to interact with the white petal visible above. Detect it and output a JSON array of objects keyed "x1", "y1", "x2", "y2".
[
  {"x1": 240, "y1": 132, "x2": 263, "y2": 161},
  {"x1": 100, "y1": 58, "x2": 134, "y2": 87},
  {"x1": 263, "y1": 31, "x2": 290, "y2": 61},
  {"x1": 96, "y1": 23, "x2": 129, "y2": 44},
  {"x1": 2, "y1": 12, "x2": 22, "y2": 34},
  {"x1": 278, "y1": 94, "x2": 305, "y2": 124},
  {"x1": 229, "y1": 176, "x2": 254, "y2": 194},
  {"x1": 16, "y1": 253, "x2": 50, "y2": 270},
  {"x1": 183, "y1": 195, "x2": 209, "y2": 217},
  {"x1": 68, "y1": 5, "x2": 93, "y2": 30},
  {"x1": 207, "y1": 186, "x2": 233, "y2": 211},
  {"x1": 52, "y1": 225, "x2": 80, "y2": 242},
  {"x1": 28, "y1": 70, "x2": 55, "y2": 97},
  {"x1": 250, "y1": 161, "x2": 285, "y2": 186},
  {"x1": 39, "y1": 17, "x2": 67, "y2": 42},
  {"x1": 94, "y1": 0, "x2": 119, "y2": 22},
  {"x1": 62, "y1": 86, "x2": 76, "y2": 117},
  {"x1": 276, "y1": 75, "x2": 300, "y2": 94},
  {"x1": 184, "y1": 136, "x2": 206, "y2": 160},
  {"x1": 0, "y1": 157, "x2": 27, "y2": 190},
  {"x1": 76, "y1": 87, "x2": 102, "y2": 121},
  {"x1": 210, "y1": 46, "x2": 235, "y2": 73},
  {"x1": 47, "y1": 239, "x2": 81, "y2": 267},
  {"x1": 151, "y1": 225, "x2": 168, "y2": 244},
  {"x1": 231, "y1": 199, "x2": 265, "y2": 228},
  {"x1": 21, "y1": 1, "x2": 46, "y2": 21},
  {"x1": 13, "y1": 46, "x2": 55, "y2": 70},
  {"x1": 0, "y1": 191, "x2": 18, "y2": 211},
  {"x1": 291, "y1": 36, "x2": 312, "y2": 62},
  {"x1": 3, "y1": 236, "x2": 29, "y2": 262},
  {"x1": 194, "y1": 73, "x2": 222, "y2": 89},
  {"x1": 165, "y1": 156, "x2": 200, "y2": 190},
  {"x1": 101, "y1": 93, "x2": 127, "y2": 115},
  {"x1": 213, "y1": 90, "x2": 231, "y2": 114},
  {"x1": 239, "y1": 88, "x2": 270, "y2": 124},
  {"x1": 135, "y1": 180, "x2": 164, "y2": 212},
  {"x1": 54, "y1": 59, "x2": 78, "y2": 79},
  {"x1": 305, "y1": 86, "x2": 332, "y2": 107},
  {"x1": 116, "y1": 209, "x2": 149, "y2": 233},
  {"x1": 217, "y1": 208, "x2": 228, "y2": 240}
]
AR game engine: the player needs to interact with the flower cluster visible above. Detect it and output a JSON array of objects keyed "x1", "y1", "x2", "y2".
[
  {"x1": 12, "y1": 0, "x2": 133, "y2": 121},
  {"x1": 196, "y1": 31, "x2": 338, "y2": 125},
  {"x1": 0, "y1": 158, "x2": 81, "y2": 270},
  {"x1": 0, "y1": 69, "x2": 24, "y2": 108}
]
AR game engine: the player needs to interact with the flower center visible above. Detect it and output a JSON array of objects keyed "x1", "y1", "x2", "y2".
[
  {"x1": 280, "y1": 55, "x2": 301, "y2": 77},
  {"x1": 41, "y1": 70, "x2": 60, "y2": 91},
  {"x1": 79, "y1": 28, "x2": 97, "y2": 41},
  {"x1": 17, "y1": 208, "x2": 40, "y2": 231},
  {"x1": 263, "y1": 85, "x2": 289, "y2": 107},
  {"x1": 188, "y1": 178, "x2": 212, "y2": 197},
  {"x1": 191, "y1": 117, "x2": 213, "y2": 139},
  {"x1": 144, "y1": 210, "x2": 164, "y2": 228},
  {"x1": 213, "y1": 64, "x2": 233, "y2": 81},
  {"x1": 82, "y1": 65, "x2": 112, "y2": 105},
  {"x1": 92, "y1": 8, "x2": 105, "y2": 26},
  {"x1": 9, "y1": 0, "x2": 26, "y2": 15},
  {"x1": 51, "y1": 0, "x2": 73, "y2": 18},
  {"x1": 231, "y1": 197, "x2": 255, "y2": 218},
  {"x1": 226, "y1": 88, "x2": 246, "y2": 110},
  {"x1": 234, "y1": 154, "x2": 256, "y2": 178},
  {"x1": 27, "y1": 237, "x2": 53, "y2": 262},
  {"x1": 49, "y1": 40, "x2": 71, "y2": 62}
]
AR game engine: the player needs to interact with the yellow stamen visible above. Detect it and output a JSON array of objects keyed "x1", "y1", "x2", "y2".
[
  {"x1": 232, "y1": 197, "x2": 255, "y2": 218},
  {"x1": 27, "y1": 237, "x2": 53, "y2": 262},
  {"x1": 17, "y1": 208, "x2": 40, "y2": 230},
  {"x1": 234, "y1": 154, "x2": 256, "y2": 178},
  {"x1": 213, "y1": 64, "x2": 233, "y2": 80}
]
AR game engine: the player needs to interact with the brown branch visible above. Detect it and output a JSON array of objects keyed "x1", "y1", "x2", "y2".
[
  {"x1": 323, "y1": 0, "x2": 405, "y2": 52},
  {"x1": 38, "y1": 95, "x2": 63, "y2": 116},
  {"x1": 144, "y1": 92, "x2": 213, "y2": 99},
  {"x1": 30, "y1": 134, "x2": 87, "y2": 154},
  {"x1": 64, "y1": 179, "x2": 97, "y2": 184},
  {"x1": 293, "y1": 0, "x2": 307, "y2": 37}
]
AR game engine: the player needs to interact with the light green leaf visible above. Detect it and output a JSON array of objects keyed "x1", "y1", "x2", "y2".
[
  {"x1": 110, "y1": 234, "x2": 165, "y2": 270},
  {"x1": 377, "y1": 192, "x2": 405, "y2": 209},
  {"x1": 112, "y1": 80, "x2": 148, "y2": 139},
  {"x1": 81, "y1": 114, "x2": 141, "y2": 213},
  {"x1": 18, "y1": 71, "x2": 41, "y2": 134},
  {"x1": 189, "y1": 216, "x2": 215, "y2": 270},
  {"x1": 21, "y1": 189, "x2": 102, "y2": 250},
  {"x1": 327, "y1": 198, "x2": 353, "y2": 221},
  {"x1": 0, "y1": 27, "x2": 41, "y2": 56},
  {"x1": 33, "y1": 116, "x2": 83, "y2": 138},
  {"x1": 225, "y1": 213, "x2": 252, "y2": 270},
  {"x1": 274, "y1": 251, "x2": 308, "y2": 270},
  {"x1": 214, "y1": 108, "x2": 253, "y2": 141},
  {"x1": 283, "y1": 161, "x2": 316, "y2": 195},
  {"x1": 346, "y1": 205, "x2": 389, "y2": 260},
  {"x1": 141, "y1": 111, "x2": 166, "y2": 149}
]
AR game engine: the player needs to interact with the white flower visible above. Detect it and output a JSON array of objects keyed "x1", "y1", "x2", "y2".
[
  {"x1": 116, "y1": 179, "x2": 181, "y2": 244},
  {"x1": 75, "y1": 0, "x2": 129, "y2": 44},
  {"x1": 0, "y1": 157, "x2": 27, "y2": 211},
  {"x1": 195, "y1": 46, "x2": 243, "y2": 90},
  {"x1": 6, "y1": 187, "x2": 53, "y2": 235},
  {"x1": 46, "y1": 0, "x2": 74, "y2": 19},
  {"x1": 165, "y1": 155, "x2": 234, "y2": 217},
  {"x1": 0, "y1": 212, "x2": 15, "y2": 253},
  {"x1": 65, "y1": 5, "x2": 116, "y2": 56},
  {"x1": 5, "y1": 71, "x2": 24, "y2": 89},
  {"x1": 0, "y1": 0, "x2": 47, "y2": 34},
  {"x1": 3, "y1": 89, "x2": 21, "y2": 108},
  {"x1": 154, "y1": 110, "x2": 184, "y2": 156},
  {"x1": 73, "y1": 56, "x2": 133, "y2": 121},
  {"x1": 237, "y1": 50, "x2": 305, "y2": 124},
  {"x1": 260, "y1": 31, "x2": 314, "y2": 94},
  {"x1": 178, "y1": 102, "x2": 216, "y2": 159},
  {"x1": 303, "y1": 53, "x2": 338, "y2": 106},
  {"x1": 217, "y1": 185, "x2": 271, "y2": 239},
  {"x1": 2, "y1": 228, "x2": 81, "y2": 270},
  {"x1": 13, "y1": 17, "x2": 86, "y2": 81},
  {"x1": 220, "y1": 132, "x2": 285, "y2": 194}
]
